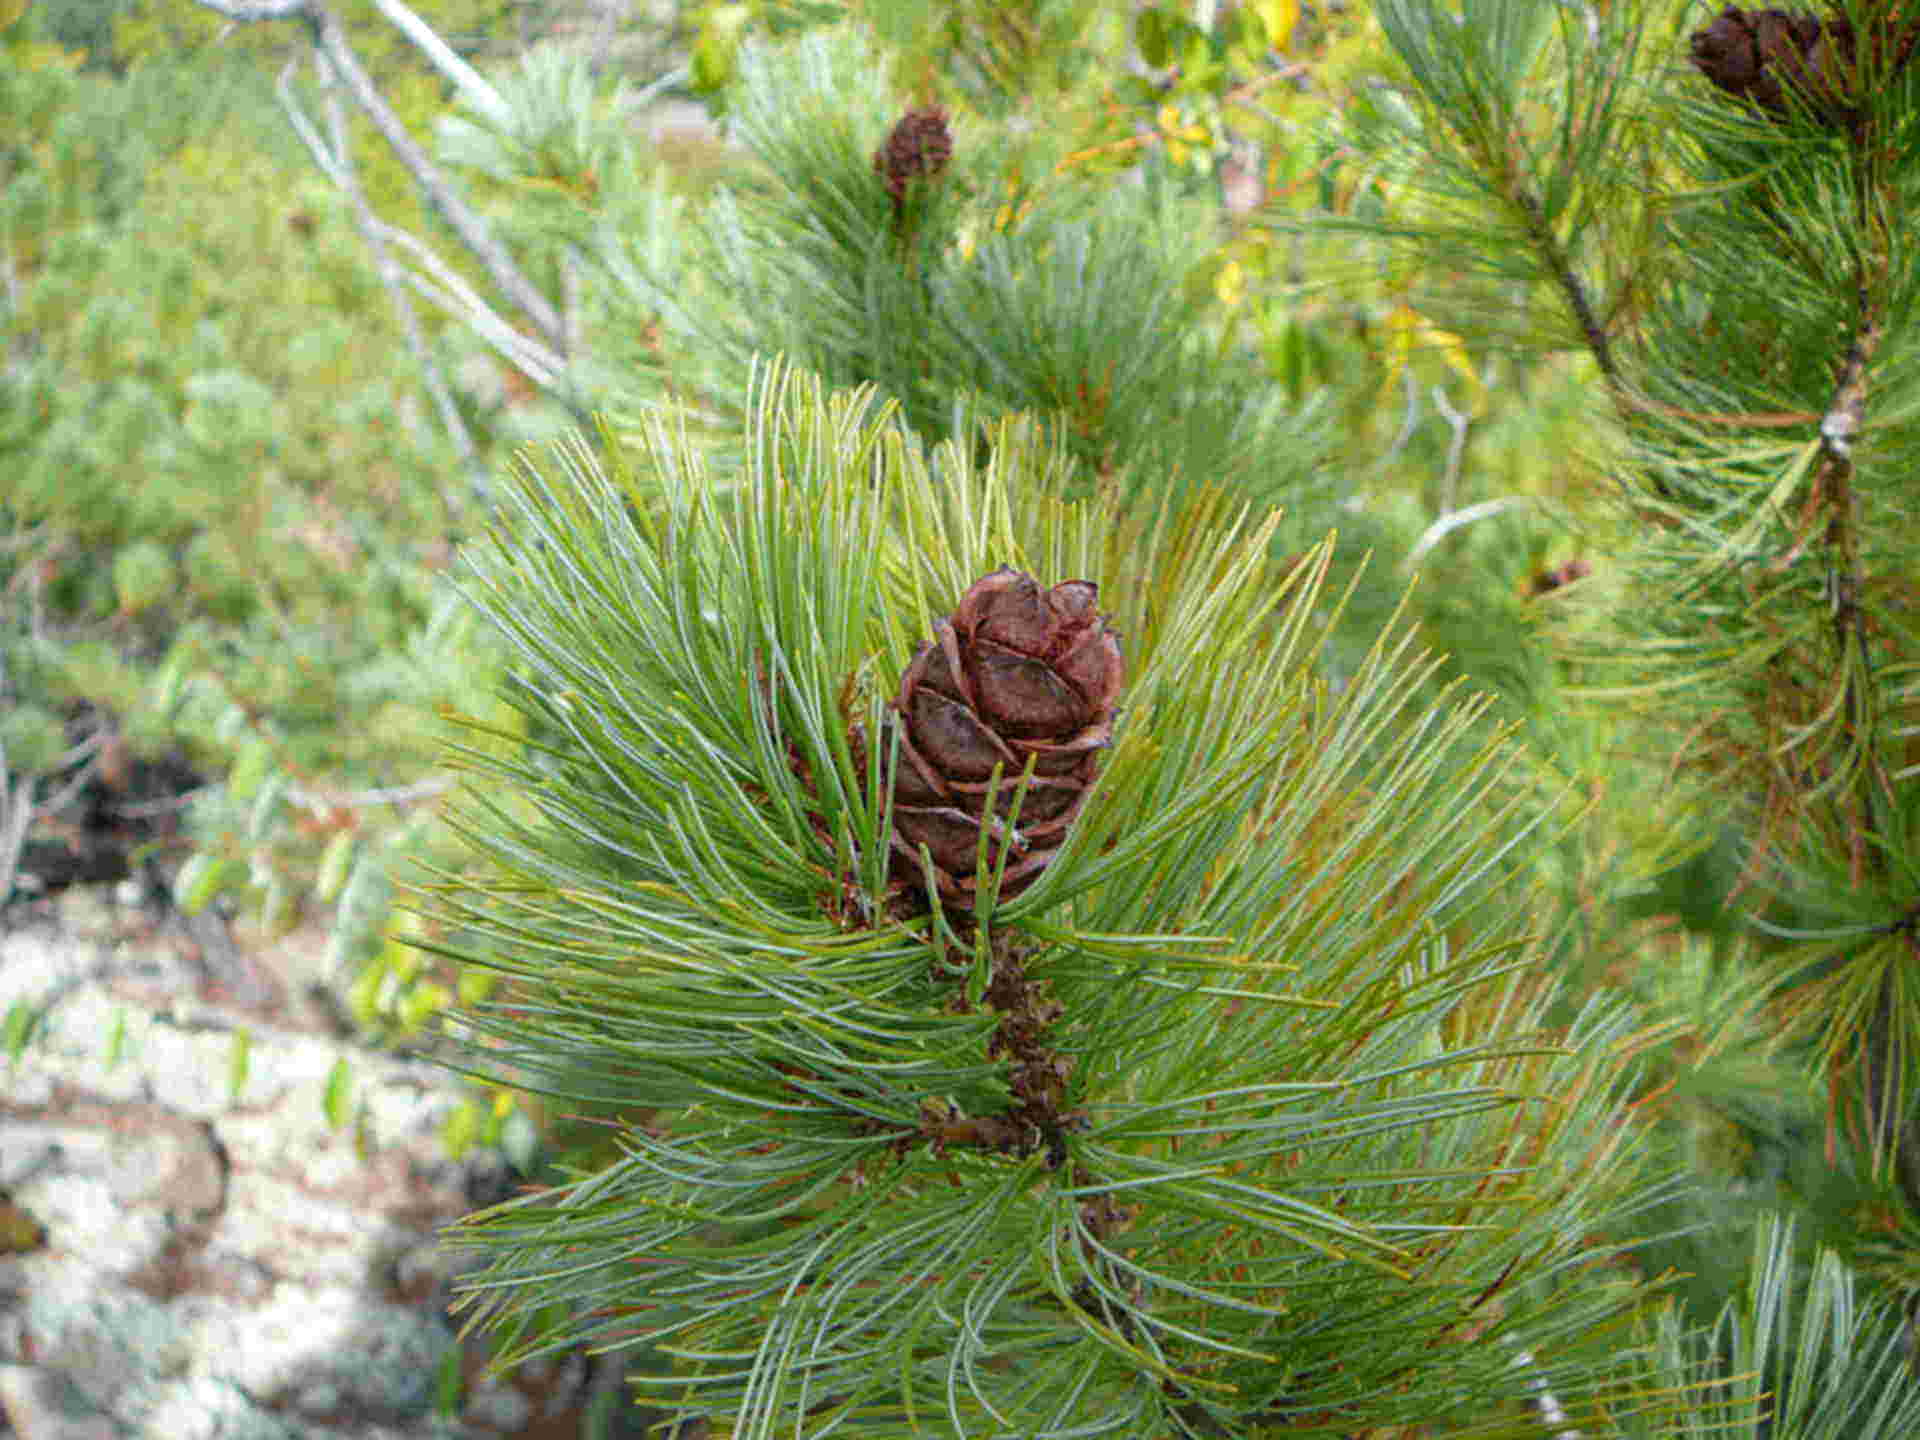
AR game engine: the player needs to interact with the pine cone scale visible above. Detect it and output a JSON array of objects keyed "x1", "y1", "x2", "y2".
[
  {"x1": 891, "y1": 748, "x2": 949, "y2": 805},
  {"x1": 913, "y1": 632, "x2": 971, "y2": 705},
  {"x1": 1053, "y1": 630, "x2": 1126, "y2": 717},
  {"x1": 973, "y1": 647, "x2": 1088, "y2": 736},
  {"x1": 893, "y1": 806, "x2": 995, "y2": 875},
  {"x1": 967, "y1": 572, "x2": 1054, "y2": 652},
  {"x1": 906, "y1": 689, "x2": 1016, "y2": 779},
  {"x1": 1008, "y1": 734, "x2": 1109, "y2": 768},
  {"x1": 947, "y1": 776, "x2": 1081, "y2": 824}
]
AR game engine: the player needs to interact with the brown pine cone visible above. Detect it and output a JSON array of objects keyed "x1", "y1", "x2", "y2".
[
  {"x1": 1690, "y1": 7, "x2": 1823, "y2": 115},
  {"x1": 1689, "y1": 6, "x2": 1918, "y2": 124},
  {"x1": 873, "y1": 105, "x2": 953, "y2": 208},
  {"x1": 882, "y1": 568, "x2": 1123, "y2": 909}
]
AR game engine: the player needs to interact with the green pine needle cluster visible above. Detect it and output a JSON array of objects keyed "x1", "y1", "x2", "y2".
[{"x1": 433, "y1": 360, "x2": 1692, "y2": 1437}]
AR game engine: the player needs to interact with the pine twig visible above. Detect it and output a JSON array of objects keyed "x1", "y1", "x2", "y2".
[
  {"x1": 266, "y1": 43, "x2": 554, "y2": 386},
  {"x1": 1516, "y1": 186, "x2": 1618, "y2": 390},
  {"x1": 306, "y1": 4, "x2": 564, "y2": 351},
  {"x1": 364, "y1": 0, "x2": 509, "y2": 126},
  {"x1": 288, "y1": 775, "x2": 457, "y2": 812},
  {"x1": 1816, "y1": 282, "x2": 1886, "y2": 876},
  {"x1": 0, "y1": 770, "x2": 33, "y2": 908}
]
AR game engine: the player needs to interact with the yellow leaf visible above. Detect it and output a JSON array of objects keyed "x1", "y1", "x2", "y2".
[
  {"x1": 457, "y1": 966, "x2": 497, "y2": 1006},
  {"x1": 1426, "y1": 318, "x2": 1486, "y2": 417},
  {"x1": 16, "y1": 38, "x2": 91, "y2": 72},
  {"x1": 227, "y1": 1027, "x2": 252, "y2": 1103},
  {"x1": 442, "y1": 1098, "x2": 480, "y2": 1160},
  {"x1": 1378, "y1": 303, "x2": 1486, "y2": 417},
  {"x1": 323, "y1": 1057, "x2": 353, "y2": 1130},
  {"x1": 1252, "y1": 0, "x2": 1301, "y2": 49},
  {"x1": 0, "y1": 1198, "x2": 45, "y2": 1255},
  {"x1": 1378, "y1": 302, "x2": 1418, "y2": 405},
  {"x1": 1215, "y1": 260, "x2": 1247, "y2": 309}
]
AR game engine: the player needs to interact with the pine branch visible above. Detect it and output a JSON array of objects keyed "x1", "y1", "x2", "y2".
[
  {"x1": 1517, "y1": 182, "x2": 1619, "y2": 390},
  {"x1": 364, "y1": 0, "x2": 509, "y2": 127},
  {"x1": 281, "y1": 52, "x2": 488, "y2": 499},
  {"x1": 304, "y1": 3, "x2": 564, "y2": 352},
  {"x1": 1815, "y1": 278, "x2": 1885, "y2": 870},
  {"x1": 1313, "y1": 0, "x2": 1920, "y2": 1403},
  {"x1": 432, "y1": 362, "x2": 1677, "y2": 1437}
]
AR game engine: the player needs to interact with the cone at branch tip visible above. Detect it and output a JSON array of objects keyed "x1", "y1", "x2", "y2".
[
  {"x1": 883, "y1": 567, "x2": 1124, "y2": 910},
  {"x1": 1689, "y1": 5, "x2": 1919, "y2": 125},
  {"x1": 874, "y1": 105, "x2": 952, "y2": 210}
]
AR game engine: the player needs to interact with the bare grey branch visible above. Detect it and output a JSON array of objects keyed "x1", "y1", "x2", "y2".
[
  {"x1": 308, "y1": 7, "x2": 564, "y2": 353},
  {"x1": 190, "y1": 0, "x2": 311, "y2": 20},
  {"x1": 188, "y1": 0, "x2": 565, "y2": 357},
  {"x1": 368, "y1": 0, "x2": 510, "y2": 127},
  {"x1": 312, "y1": 51, "x2": 487, "y2": 497}
]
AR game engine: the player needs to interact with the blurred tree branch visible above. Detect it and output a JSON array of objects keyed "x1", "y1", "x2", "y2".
[{"x1": 190, "y1": 0, "x2": 569, "y2": 451}]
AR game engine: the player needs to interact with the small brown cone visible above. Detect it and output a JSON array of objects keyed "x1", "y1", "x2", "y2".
[
  {"x1": 1690, "y1": 7, "x2": 1821, "y2": 115},
  {"x1": 873, "y1": 106, "x2": 953, "y2": 210},
  {"x1": 884, "y1": 568, "x2": 1123, "y2": 909},
  {"x1": 1689, "y1": 6, "x2": 1919, "y2": 125}
]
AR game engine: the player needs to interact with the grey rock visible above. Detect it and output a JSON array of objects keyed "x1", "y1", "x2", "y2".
[
  {"x1": 0, "y1": 1364, "x2": 121, "y2": 1440},
  {"x1": 0, "y1": 888, "x2": 629, "y2": 1440}
]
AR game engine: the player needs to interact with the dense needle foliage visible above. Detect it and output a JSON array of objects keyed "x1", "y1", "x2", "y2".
[{"x1": 434, "y1": 361, "x2": 1685, "y2": 1437}]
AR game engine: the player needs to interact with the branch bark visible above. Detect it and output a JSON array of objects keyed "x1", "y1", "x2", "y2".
[{"x1": 305, "y1": 4, "x2": 565, "y2": 352}]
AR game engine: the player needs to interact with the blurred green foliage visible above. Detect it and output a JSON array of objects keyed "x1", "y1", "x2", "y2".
[{"x1": 0, "y1": 0, "x2": 527, "y2": 1014}]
